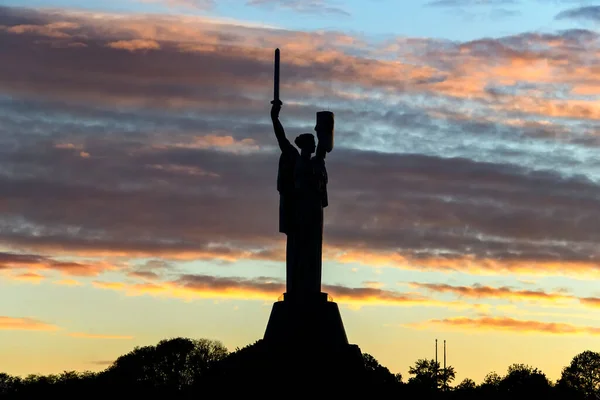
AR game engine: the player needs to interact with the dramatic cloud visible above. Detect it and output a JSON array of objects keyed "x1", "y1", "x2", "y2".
[
  {"x1": 140, "y1": 0, "x2": 215, "y2": 10},
  {"x1": 89, "y1": 360, "x2": 114, "y2": 366},
  {"x1": 106, "y1": 39, "x2": 161, "y2": 52},
  {"x1": 0, "y1": 5, "x2": 598, "y2": 281},
  {"x1": 55, "y1": 279, "x2": 83, "y2": 286},
  {"x1": 11, "y1": 272, "x2": 45, "y2": 283},
  {"x1": 246, "y1": 0, "x2": 350, "y2": 16},
  {"x1": 0, "y1": 316, "x2": 58, "y2": 331},
  {"x1": 427, "y1": 0, "x2": 518, "y2": 6},
  {"x1": 68, "y1": 332, "x2": 134, "y2": 339},
  {"x1": 556, "y1": 6, "x2": 600, "y2": 23},
  {"x1": 0, "y1": 252, "x2": 115, "y2": 277},
  {"x1": 580, "y1": 297, "x2": 600, "y2": 308},
  {"x1": 418, "y1": 316, "x2": 600, "y2": 335},
  {"x1": 92, "y1": 273, "x2": 477, "y2": 308},
  {"x1": 410, "y1": 282, "x2": 575, "y2": 302}
]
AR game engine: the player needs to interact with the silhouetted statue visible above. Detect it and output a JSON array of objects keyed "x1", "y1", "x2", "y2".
[
  {"x1": 271, "y1": 102, "x2": 333, "y2": 298},
  {"x1": 263, "y1": 49, "x2": 362, "y2": 385}
]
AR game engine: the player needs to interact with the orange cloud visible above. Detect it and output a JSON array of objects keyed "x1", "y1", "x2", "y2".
[
  {"x1": 331, "y1": 249, "x2": 600, "y2": 278},
  {"x1": 2, "y1": 6, "x2": 599, "y2": 129},
  {"x1": 0, "y1": 316, "x2": 58, "y2": 331},
  {"x1": 0, "y1": 23, "x2": 73, "y2": 38},
  {"x1": 0, "y1": 6, "x2": 599, "y2": 283},
  {"x1": 580, "y1": 297, "x2": 600, "y2": 308},
  {"x1": 416, "y1": 316, "x2": 600, "y2": 335},
  {"x1": 166, "y1": 134, "x2": 260, "y2": 153},
  {"x1": 106, "y1": 39, "x2": 161, "y2": 52},
  {"x1": 0, "y1": 252, "x2": 115, "y2": 277},
  {"x1": 90, "y1": 274, "x2": 477, "y2": 309},
  {"x1": 92, "y1": 281, "x2": 127, "y2": 290},
  {"x1": 68, "y1": 332, "x2": 133, "y2": 339},
  {"x1": 55, "y1": 278, "x2": 83, "y2": 286},
  {"x1": 145, "y1": 164, "x2": 219, "y2": 178},
  {"x1": 12, "y1": 272, "x2": 45, "y2": 284},
  {"x1": 410, "y1": 282, "x2": 575, "y2": 303}
]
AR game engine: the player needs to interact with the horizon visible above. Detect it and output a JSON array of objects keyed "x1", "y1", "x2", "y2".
[{"x1": 1, "y1": 0, "x2": 600, "y2": 384}]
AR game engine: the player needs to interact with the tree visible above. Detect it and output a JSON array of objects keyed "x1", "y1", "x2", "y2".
[
  {"x1": 478, "y1": 371, "x2": 502, "y2": 399},
  {"x1": 482, "y1": 371, "x2": 502, "y2": 387},
  {"x1": 439, "y1": 365, "x2": 456, "y2": 390},
  {"x1": 105, "y1": 337, "x2": 228, "y2": 393},
  {"x1": 456, "y1": 378, "x2": 476, "y2": 390},
  {"x1": 454, "y1": 378, "x2": 478, "y2": 400},
  {"x1": 558, "y1": 350, "x2": 600, "y2": 400},
  {"x1": 408, "y1": 359, "x2": 439, "y2": 390},
  {"x1": 499, "y1": 363, "x2": 551, "y2": 399},
  {"x1": 362, "y1": 353, "x2": 402, "y2": 387},
  {"x1": 407, "y1": 358, "x2": 455, "y2": 391},
  {"x1": 0, "y1": 373, "x2": 21, "y2": 396}
]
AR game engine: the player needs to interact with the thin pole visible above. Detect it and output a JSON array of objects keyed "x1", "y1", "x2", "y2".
[
  {"x1": 444, "y1": 340, "x2": 446, "y2": 370},
  {"x1": 435, "y1": 339, "x2": 438, "y2": 390}
]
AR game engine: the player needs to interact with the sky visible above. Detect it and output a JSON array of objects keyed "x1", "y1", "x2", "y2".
[{"x1": 0, "y1": 0, "x2": 600, "y2": 385}]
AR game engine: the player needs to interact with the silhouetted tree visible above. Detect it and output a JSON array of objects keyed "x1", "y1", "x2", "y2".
[
  {"x1": 557, "y1": 350, "x2": 600, "y2": 400},
  {"x1": 477, "y1": 371, "x2": 502, "y2": 400},
  {"x1": 452, "y1": 378, "x2": 477, "y2": 400},
  {"x1": 499, "y1": 363, "x2": 552, "y2": 399},
  {"x1": 104, "y1": 337, "x2": 228, "y2": 394},
  {"x1": 0, "y1": 372, "x2": 21, "y2": 396},
  {"x1": 362, "y1": 353, "x2": 402, "y2": 390},
  {"x1": 456, "y1": 378, "x2": 476, "y2": 390},
  {"x1": 439, "y1": 365, "x2": 456, "y2": 390},
  {"x1": 3, "y1": 339, "x2": 599, "y2": 399},
  {"x1": 408, "y1": 359, "x2": 439, "y2": 391},
  {"x1": 407, "y1": 358, "x2": 455, "y2": 392}
]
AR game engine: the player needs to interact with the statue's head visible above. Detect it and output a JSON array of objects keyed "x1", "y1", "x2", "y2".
[{"x1": 295, "y1": 133, "x2": 316, "y2": 154}]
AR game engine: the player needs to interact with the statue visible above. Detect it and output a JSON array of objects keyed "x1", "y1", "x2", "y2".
[
  {"x1": 270, "y1": 49, "x2": 334, "y2": 300},
  {"x1": 261, "y1": 51, "x2": 362, "y2": 375}
]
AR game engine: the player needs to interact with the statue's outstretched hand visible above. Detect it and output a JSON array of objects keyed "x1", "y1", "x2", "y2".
[{"x1": 270, "y1": 101, "x2": 282, "y2": 119}]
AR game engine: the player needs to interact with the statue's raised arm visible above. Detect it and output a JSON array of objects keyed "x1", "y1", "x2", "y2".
[{"x1": 271, "y1": 101, "x2": 290, "y2": 152}]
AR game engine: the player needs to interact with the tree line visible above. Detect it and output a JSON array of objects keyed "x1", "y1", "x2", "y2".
[{"x1": 1, "y1": 337, "x2": 598, "y2": 399}]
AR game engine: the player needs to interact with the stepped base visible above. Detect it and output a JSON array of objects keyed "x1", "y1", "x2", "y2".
[
  {"x1": 206, "y1": 292, "x2": 366, "y2": 394},
  {"x1": 264, "y1": 292, "x2": 349, "y2": 348}
]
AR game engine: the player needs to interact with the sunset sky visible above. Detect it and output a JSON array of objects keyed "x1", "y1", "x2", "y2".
[{"x1": 1, "y1": 0, "x2": 600, "y2": 384}]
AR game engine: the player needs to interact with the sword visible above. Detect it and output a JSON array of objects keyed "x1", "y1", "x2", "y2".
[{"x1": 271, "y1": 48, "x2": 282, "y2": 105}]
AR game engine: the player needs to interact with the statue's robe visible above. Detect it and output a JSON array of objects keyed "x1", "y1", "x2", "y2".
[{"x1": 277, "y1": 140, "x2": 328, "y2": 297}]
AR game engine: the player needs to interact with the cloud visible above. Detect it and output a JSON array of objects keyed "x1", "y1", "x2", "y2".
[
  {"x1": 580, "y1": 297, "x2": 600, "y2": 308},
  {"x1": 246, "y1": 0, "x2": 350, "y2": 16},
  {"x1": 0, "y1": 6, "x2": 599, "y2": 280},
  {"x1": 426, "y1": 0, "x2": 518, "y2": 6},
  {"x1": 107, "y1": 39, "x2": 161, "y2": 52},
  {"x1": 68, "y1": 332, "x2": 134, "y2": 339},
  {"x1": 409, "y1": 282, "x2": 575, "y2": 302},
  {"x1": 415, "y1": 316, "x2": 600, "y2": 335},
  {"x1": 89, "y1": 360, "x2": 114, "y2": 366},
  {"x1": 92, "y1": 281, "x2": 127, "y2": 290},
  {"x1": 55, "y1": 278, "x2": 83, "y2": 286},
  {"x1": 141, "y1": 0, "x2": 215, "y2": 10},
  {"x1": 0, "y1": 252, "x2": 114, "y2": 277},
  {"x1": 11, "y1": 272, "x2": 45, "y2": 283},
  {"x1": 91, "y1": 273, "x2": 477, "y2": 308},
  {"x1": 556, "y1": 6, "x2": 600, "y2": 23},
  {"x1": 0, "y1": 316, "x2": 58, "y2": 331},
  {"x1": 0, "y1": 21, "x2": 78, "y2": 39}
]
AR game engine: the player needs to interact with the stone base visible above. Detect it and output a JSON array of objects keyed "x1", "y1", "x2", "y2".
[
  {"x1": 205, "y1": 292, "x2": 366, "y2": 394},
  {"x1": 263, "y1": 292, "x2": 349, "y2": 348},
  {"x1": 209, "y1": 339, "x2": 366, "y2": 395}
]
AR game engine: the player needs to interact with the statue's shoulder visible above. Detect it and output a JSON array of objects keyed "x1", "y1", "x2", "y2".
[{"x1": 280, "y1": 142, "x2": 299, "y2": 161}]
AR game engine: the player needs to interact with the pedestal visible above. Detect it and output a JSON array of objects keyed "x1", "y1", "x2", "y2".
[
  {"x1": 264, "y1": 292, "x2": 349, "y2": 348},
  {"x1": 207, "y1": 292, "x2": 366, "y2": 394}
]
